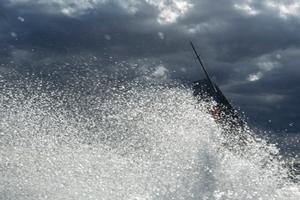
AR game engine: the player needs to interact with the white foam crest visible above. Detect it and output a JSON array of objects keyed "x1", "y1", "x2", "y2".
[{"x1": 0, "y1": 80, "x2": 299, "y2": 200}]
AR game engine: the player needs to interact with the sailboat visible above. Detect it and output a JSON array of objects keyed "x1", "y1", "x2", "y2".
[{"x1": 190, "y1": 41, "x2": 245, "y2": 131}]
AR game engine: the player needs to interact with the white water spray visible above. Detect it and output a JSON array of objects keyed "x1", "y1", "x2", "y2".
[{"x1": 0, "y1": 76, "x2": 299, "y2": 200}]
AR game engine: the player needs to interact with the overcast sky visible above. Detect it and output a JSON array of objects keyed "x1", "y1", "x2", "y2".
[{"x1": 1, "y1": 0, "x2": 300, "y2": 134}]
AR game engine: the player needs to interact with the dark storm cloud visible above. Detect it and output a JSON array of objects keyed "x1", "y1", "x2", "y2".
[{"x1": 1, "y1": 0, "x2": 300, "y2": 133}]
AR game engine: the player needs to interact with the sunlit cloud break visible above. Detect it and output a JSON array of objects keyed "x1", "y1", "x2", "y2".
[
  {"x1": 7, "y1": 0, "x2": 193, "y2": 24},
  {"x1": 266, "y1": 0, "x2": 300, "y2": 19},
  {"x1": 145, "y1": 0, "x2": 193, "y2": 24},
  {"x1": 234, "y1": 0, "x2": 260, "y2": 16}
]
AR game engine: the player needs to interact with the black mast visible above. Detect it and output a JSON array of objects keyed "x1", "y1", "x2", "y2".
[
  {"x1": 190, "y1": 41, "x2": 217, "y2": 94},
  {"x1": 190, "y1": 41, "x2": 234, "y2": 110}
]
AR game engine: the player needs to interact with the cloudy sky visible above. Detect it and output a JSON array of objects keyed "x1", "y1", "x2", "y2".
[{"x1": 1, "y1": 0, "x2": 300, "y2": 134}]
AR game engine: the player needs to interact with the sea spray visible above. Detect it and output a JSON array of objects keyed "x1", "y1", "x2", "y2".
[{"x1": 0, "y1": 76, "x2": 299, "y2": 200}]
